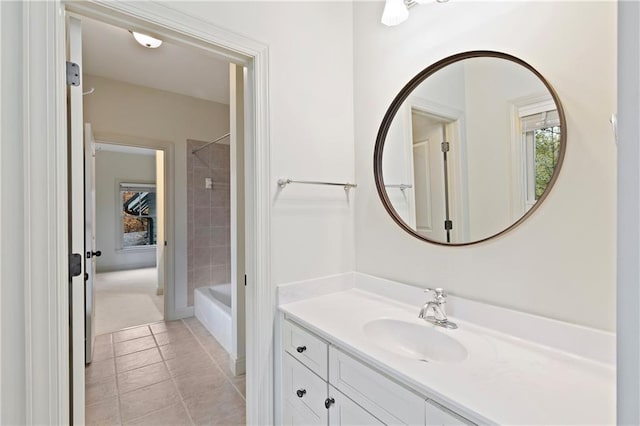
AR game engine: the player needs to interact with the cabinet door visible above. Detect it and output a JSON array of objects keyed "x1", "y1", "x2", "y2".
[
  {"x1": 283, "y1": 353, "x2": 328, "y2": 425},
  {"x1": 329, "y1": 386, "x2": 384, "y2": 426},
  {"x1": 426, "y1": 400, "x2": 475, "y2": 426}
]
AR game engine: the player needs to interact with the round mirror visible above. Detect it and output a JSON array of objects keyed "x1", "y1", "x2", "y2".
[{"x1": 374, "y1": 51, "x2": 566, "y2": 246}]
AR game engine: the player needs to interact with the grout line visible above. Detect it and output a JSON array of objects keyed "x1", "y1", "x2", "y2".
[
  {"x1": 181, "y1": 319, "x2": 246, "y2": 402},
  {"x1": 154, "y1": 326, "x2": 197, "y2": 426},
  {"x1": 111, "y1": 331, "x2": 124, "y2": 426}
]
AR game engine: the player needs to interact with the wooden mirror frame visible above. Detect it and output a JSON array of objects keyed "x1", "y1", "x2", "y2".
[{"x1": 373, "y1": 51, "x2": 567, "y2": 246}]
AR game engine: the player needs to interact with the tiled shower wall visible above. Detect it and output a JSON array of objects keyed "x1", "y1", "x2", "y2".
[{"x1": 187, "y1": 140, "x2": 231, "y2": 306}]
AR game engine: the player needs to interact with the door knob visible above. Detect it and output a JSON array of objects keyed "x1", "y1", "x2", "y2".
[
  {"x1": 87, "y1": 250, "x2": 102, "y2": 258},
  {"x1": 296, "y1": 346, "x2": 307, "y2": 353}
]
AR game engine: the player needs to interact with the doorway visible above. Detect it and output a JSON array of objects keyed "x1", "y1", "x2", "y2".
[
  {"x1": 92, "y1": 143, "x2": 165, "y2": 336},
  {"x1": 70, "y1": 11, "x2": 251, "y2": 425}
]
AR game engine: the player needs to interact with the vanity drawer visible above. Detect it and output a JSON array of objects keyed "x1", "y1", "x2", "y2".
[
  {"x1": 283, "y1": 353, "x2": 328, "y2": 425},
  {"x1": 284, "y1": 319, "x2": 329, "y2": 379},
  {"x1": 329, "y1": 347, "x2": 425, "y2": 425},
  {"x1": 425, "y1": 400, "x2": 475, "y2": 426}
]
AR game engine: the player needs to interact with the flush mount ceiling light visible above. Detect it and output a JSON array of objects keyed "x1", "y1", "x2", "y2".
[
  {"x1": 131, "y1": 31, "x2": 163, "y2": 48},
  {"x1": 381, "y1": 0, "x2": 449, "y2": 26}
]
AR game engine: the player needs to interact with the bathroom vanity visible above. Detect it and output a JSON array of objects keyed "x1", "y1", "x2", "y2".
[{"x1": 277, "y1": 273, "x2": 615, "y2": 425}]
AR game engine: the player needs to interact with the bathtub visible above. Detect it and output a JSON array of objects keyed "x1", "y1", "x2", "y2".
[{"x1": 194, "y1": 283, "x2": 232, "y2": 354}]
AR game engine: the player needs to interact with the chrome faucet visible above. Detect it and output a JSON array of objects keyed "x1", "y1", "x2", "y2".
[{"x1": 419, "y1": 288, "x2": 457, "y2": 329}]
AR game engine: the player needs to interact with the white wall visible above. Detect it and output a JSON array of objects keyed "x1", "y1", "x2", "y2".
[
  {"x1": 354, "y1": 1, "x2": 616, "y2": 331},
  {"x1": 94, "y1": 149, "x2": 157, "y2": 272},
  {"x1": 463, "y1": 58, "x2": 547, "y2": 240},
  {"x1": 166, "y1": 2, "x2": 356, "y2": 287},
  {"x1": 83, "y1": 74, "x2": 230, "y2": 312}
]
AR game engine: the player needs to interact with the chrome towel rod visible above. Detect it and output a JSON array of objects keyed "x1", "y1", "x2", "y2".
[
  {"x1": 278, "y1": 178, "x2": 357, "y2": 190},
  {"x1": 385, "y1": 184, "x2": 413, "y2": 190},
  {"x1": 191, "y1": 132, "x2": 231, "y2": 154}
]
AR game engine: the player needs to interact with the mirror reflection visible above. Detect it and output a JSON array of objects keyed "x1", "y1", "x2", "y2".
[{"x1": 378, "y1": 53, "x2": 565, "y2": 245}]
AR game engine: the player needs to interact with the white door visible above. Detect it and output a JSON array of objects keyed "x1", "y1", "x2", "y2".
[
  {"x1": 84, "y1": 123, "x2": 98, "y2": 363},
  {"x1": 68, "y1": 15, "x2": 86, "y2": 423}
]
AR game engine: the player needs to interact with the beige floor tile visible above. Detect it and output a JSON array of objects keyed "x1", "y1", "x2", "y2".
[
  {"x1": 92, "y1": 342, "x2": 115, "y2": 362},
  {"x1": 119, "y1": 379, "x2": 180, "y2": 422},
  {"x1": 212, "y1": 408, "x2": 246, "y2": 426},
  {"x1": 182, "y1": 392, "x2": 218, "y2": 425},
  {"x1": 114, "y1": 325, "x2": 151, "y2": 343},
  {"x1": 95, "y1": 333, "x2": 113, "y2": 345},
  {"x1": 181, "y1": 316, "x2": 201, "y2": 327},
  {"x1": 86, "y1": 396, "x2": 120, "y2": 426},
  {"x1": 116, "y1": 347, "x2": 162, "y2": 373},
  {"x1": 115, "y1": 335, "x2": 157, "y2": 357},
  {"x1": 86, "y1": 358, "x2": 116, "y2": 384},
  {"x1": 154, "y1": 328, "x2": 195, "y2": 347},
  {"x1": 173, "y1": 369, "x2": 227, "y2": 400},
  {"x1": 164, "y1": 352, "x2": 218, "y2": 379},
  {"x1": 124, "y1": 402, "x2": 192, "y2": 426},
  {"x1": 209, "y1": 391, "x2": 245, "y2": 425},
  {"x1": 117, "y1": 362, "x2": 170, "y2": 394},
  {"x1": 159, "y1": 341, "x2": 206, "y2": 361},
  {"x1": 150, "y1": 320, "x2": 185, "y2": 335},
  {"x1": 85, "y1": 374, "x2": 118, "y2": 406},
  {"x1": 231, "y1": 376, "x2": 246, "y2": 399},
  {"x1": 183, "y1": 382, "x2": 245, "y2": 425}
]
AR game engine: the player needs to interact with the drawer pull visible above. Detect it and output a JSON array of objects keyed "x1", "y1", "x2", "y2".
[
  {"x1": 296, "y1": 345, "x2": 307, "y2": 353},
  {"x1": 324, "y1": 397, "x2": 335, "y2": 409},
  {"x1": 296, "y1": 389, "x2": 307, "y2": 398}
]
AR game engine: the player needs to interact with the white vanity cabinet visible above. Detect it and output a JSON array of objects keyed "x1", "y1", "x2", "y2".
[{"x1": 281, "y1": 318, "x2": 476, "y2": 426}]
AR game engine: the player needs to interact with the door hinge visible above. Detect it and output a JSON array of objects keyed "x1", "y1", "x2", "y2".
[
  {"x1": 69, "y1": 253, "x2": 82, "y2": 278},
  {"x1": 244, "y1": 274, "x2": 247, "y2": 287},
  {"x1": 66, "y1": 61, "x2": 80, "y2": 86},
  {"x1": 441, "y1": 141, "x2": 450, "y2": 153},
  {"x1": 444, "y1": 220, "x2": 453, "y2": 230}
]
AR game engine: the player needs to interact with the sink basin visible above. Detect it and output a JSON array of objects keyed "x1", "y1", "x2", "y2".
[{"x1": 363, "y1": 319, "x2": 468, "y2": 363}]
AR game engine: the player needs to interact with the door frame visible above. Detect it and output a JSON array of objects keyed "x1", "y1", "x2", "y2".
[
  {"x1": 405, "y1": 97, "x2": 469, "y2": 242},
  {"x1": 93, "y1": 136, "x2": 175, "y2": 320},
  {"x1": 35, "y1": 1, "x2": 272, "y2": 424}
]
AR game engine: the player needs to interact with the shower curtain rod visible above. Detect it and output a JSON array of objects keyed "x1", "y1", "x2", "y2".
[{"x1": 191, "y1": 132, "x2": 231, "y2": 154}]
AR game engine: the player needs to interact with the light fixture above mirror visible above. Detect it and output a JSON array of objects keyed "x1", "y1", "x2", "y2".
[{"x1": 381, "y1": 0, "x2": 450, "y2": 26}]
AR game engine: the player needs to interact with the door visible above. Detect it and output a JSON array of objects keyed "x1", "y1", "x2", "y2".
[
  {"x1": 68, "y1": 15, "x2": 86, "y2": 423},
  {"x1": 411, "y1": 116, "x2": 448, "y2": 242},
  {"x1": 84, "y1": 123, "x2": 98, "y2": 363}
]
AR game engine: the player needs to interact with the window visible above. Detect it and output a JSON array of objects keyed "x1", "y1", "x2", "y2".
[
  {"x1": 120, "y1": 183, "x2": 157, "y2": 248},
  {"x1": 520, "y1": 108, "x2": 561, "y2": 210}
]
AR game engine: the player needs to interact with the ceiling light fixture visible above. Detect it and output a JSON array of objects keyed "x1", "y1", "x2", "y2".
[
  {"x1": 381, "y1": 0, "x2": 449, "y2": 27},
  {"x1": 131, "y1": 31, "x2": 163, "y2": 49}
]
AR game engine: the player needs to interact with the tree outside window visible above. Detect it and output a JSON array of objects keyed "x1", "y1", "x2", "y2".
[{"x1": 120, "y1": 183, "x2": 157, "y2": 247}]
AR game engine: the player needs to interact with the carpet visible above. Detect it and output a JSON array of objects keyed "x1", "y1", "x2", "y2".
[{"x1": 94, "y1": 268, "x2": 164, "y2": 335}]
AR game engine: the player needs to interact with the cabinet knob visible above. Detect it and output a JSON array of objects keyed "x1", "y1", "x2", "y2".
[
  {"x1": 296, "y1": 389, "x2": 306, "y2": 398},
  {"x1": 296, "y1": 345, "x2": 307, "y2": 353},
  {"x1": 324, "y1": 397, "x2": 335, "y2": 409}
]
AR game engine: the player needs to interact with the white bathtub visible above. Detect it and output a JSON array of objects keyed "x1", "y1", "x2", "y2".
[{"x1": 194, "y1": 283, "x2": 232, "y2": 354}]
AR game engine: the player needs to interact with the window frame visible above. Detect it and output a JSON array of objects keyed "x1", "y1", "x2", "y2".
[{"x1": 117, "y1": 181, "x2": 158, "y2": 251}]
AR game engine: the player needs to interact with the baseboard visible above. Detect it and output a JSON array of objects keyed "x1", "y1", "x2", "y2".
[
  {"x1": 156, "y1": 287, "x2": 164, "y2": 296},
  {"x1": 170, "y1": 306, "x2": 194, "y2": 320},
  {"x1": 230, "y1": 355, "x2": 246, "y2": 376}
]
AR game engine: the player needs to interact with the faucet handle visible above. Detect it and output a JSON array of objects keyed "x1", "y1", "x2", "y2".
[{"x1": 425, "y1": 288, "x2": 447, "y2": 300}]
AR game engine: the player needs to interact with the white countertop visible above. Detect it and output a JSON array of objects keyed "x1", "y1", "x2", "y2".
[{"x1": 279, "y1": 286, "x2": 615, "y2": 425}]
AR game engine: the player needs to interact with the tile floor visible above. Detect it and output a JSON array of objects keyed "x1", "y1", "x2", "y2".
[{"x1": 85, "y1": 318, "x2": 246, "y2": 425}]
